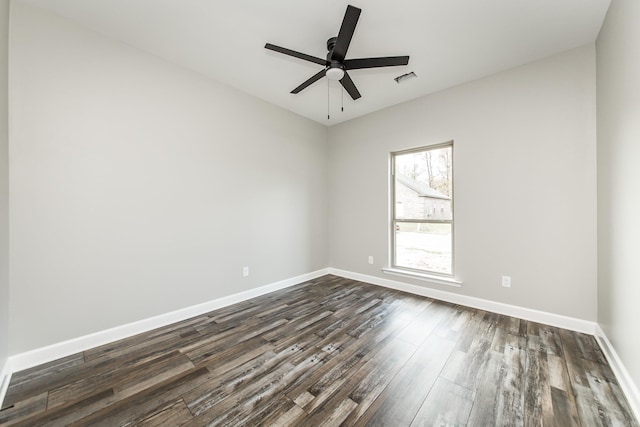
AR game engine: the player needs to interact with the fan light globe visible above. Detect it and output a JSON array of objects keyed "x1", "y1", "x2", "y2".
[{"x1": 326, "y1": 67, "x2": 345, "y2": 81}]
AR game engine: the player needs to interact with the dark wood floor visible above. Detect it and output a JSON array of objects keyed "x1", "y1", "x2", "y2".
[{"x1": 0, "y1": 275, "x2": 637, "y2": 426}]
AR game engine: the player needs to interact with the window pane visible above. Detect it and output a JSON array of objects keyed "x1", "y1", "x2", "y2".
[
  {"x1": 394, "y1": 146, "x2": 452, "y2": 220},
  {"x1": 395, "y1": 222, "x2": 452, "y2": 275}
]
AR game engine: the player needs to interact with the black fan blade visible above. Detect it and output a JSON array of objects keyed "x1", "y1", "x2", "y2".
[
  {"x1": 331, "y1": 5, "x2": 361, "y2": 62},
  {"x1": 265, "y1": 43, "x2": 327, "y2": 66},
  {"x1": 291, "y1": 69, "x2": 327, "y2": 94},
  {"x1": 340, "y1": 71, "x2": 361, "y2": 100},
  {"x1": 344, "y1": 56, "x2": 410, "y2": 70}
]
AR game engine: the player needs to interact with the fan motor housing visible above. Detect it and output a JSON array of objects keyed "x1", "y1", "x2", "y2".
[{"x1": 326, "y1": 37, "x2": 338, "y2": 53}]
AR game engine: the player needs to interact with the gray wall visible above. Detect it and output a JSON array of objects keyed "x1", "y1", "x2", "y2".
[
  {"x1": 328, "y1": 45, "x2": 597, "y2": 321},
  {"x1": 0, "y1": 0, "x2": 9, "y2": 371},
  {"x1": 2, "y1": 1, "x2": 611, "y2": 360},
  {"x1": 596, "y1": 0, "x2": 640, "y2": 392},
  {"x1": 8, "y1": 2, "x2": 328, "y2": 354}
]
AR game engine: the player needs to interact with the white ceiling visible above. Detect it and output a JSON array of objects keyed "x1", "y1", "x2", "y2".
[{"x1": 23, "y1": 0, "x2": 611, "y2": 126}]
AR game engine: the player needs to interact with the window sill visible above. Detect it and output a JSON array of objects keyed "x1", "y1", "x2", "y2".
[{"x1": 382, "y1": 268, "x2": 463, "y2": 288}]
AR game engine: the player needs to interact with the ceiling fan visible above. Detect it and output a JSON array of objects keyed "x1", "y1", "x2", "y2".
[{"x1": 265, "y1": 5, "x2": 410, "y2": 101}]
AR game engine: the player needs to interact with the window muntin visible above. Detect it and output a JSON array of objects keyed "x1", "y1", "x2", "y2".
[{"x1": 392, "y1": 142, "x2": 453, "y2": 276}]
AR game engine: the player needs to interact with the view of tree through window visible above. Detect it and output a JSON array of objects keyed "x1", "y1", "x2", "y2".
[{"x1": 392, "y1": 143, "x2": 453, "y2": 275}]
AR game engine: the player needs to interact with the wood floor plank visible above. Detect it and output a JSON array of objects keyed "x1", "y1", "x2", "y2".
[
  {"x1": 560, "y1": 327, "x2": 617, "y2": 426},
  {"x1": 410, "y1": 377, "x2": 475, "y2": 426},
  {"x1": 548, "y1": 353, "x2": 572, "y2": 392},
  {"x1": 467, "y1": 342, "x2": 527, "y2": 426},
  {"x1": 261, "y1": 310, "x2": 334, "y2": 344},
  {"x1": 490, "y1": 314, "x2": 512, "y2": 353},
  {"x1": 573, "y1": 383, "x2": 608, "y2": 427},
  {"x1": 264, "y1": 402, "x2": 307, "y2": 427},
  {"x1": 341, "y1": 342, "x2": 418, "y2": 425},
  {"x1": 354, "y1": 333, "x2": 456, "y2": 427},
  {"x1": 183, "y1": 318, "x2": 288, "y2": 363},
  {"x1": 185, "y1": 348, "x2": 327, "y2": 426},
  {"x1": 231, "y1": 395, "x2": 297, "y2": 427},
  {"x1": 433, "y1": 304, "x2": 473, "y2": 342},
  {"x1": 454, "y1": 309, "x2": 490, "y2": 353},
  {"x1": 183, "y1": 350, "x2": 290, "y2": 417},
  {"x1": 394, "y1": 299, "x2": 447, "y2": 346},
  {"x1": 86, "y1": 330, "x2": 186, "y2": 366},
  {"x1": 286, "y1": 335, "x2": 377, "y2": 407},
  {"x1": 527, "y1": 321, "x2": 564, "y2": 357},
  {"x1": 5, "y1": 352, "x2": 84, "y2": 390},
  {"x1": 190, "y1": 334, "x2": 271, "y2": 368},
  {"x1": 83, "y1": 314, "x2": 210, "y2": 362},
  {"x1": 11, "y1": 388, "x2": 116, "y2": 427},
  {"x1": 300, "y1": 338, "x2": 416, "y2": 426},
  {"x1": 0, "y1": 392, "x2": 48, "y2": 425},
  {"x1": 68, "y1": 367, "x2": 210, "y2": 426},
  {"x1": 550, "y1": 386, "x2": 580, "y2": 427},
  {"x1": 2, "y1": 274, "x2": 637, "y2": 427},
  {"x1": 273, "y1": 315, "x2": 338, "y2": 351},
  {"x1": 47, "y1": 350, "x2": 194, "y2": 408},
  {"x1": 8, "y1": 327, "x2": 205, "y2": 408},
  {"x1": 440, "y1": 310, "x2": 499, "y2": 391},
  {"x1": 2, "y1": 353, "x2": 85, "y2": 407},
  {"x1": 584, "y1": 358, "x2": 637, "y2": 426},
  {"x1": 288, "y1": 298, "x2": 428, "y2": 412},
  {"x1": 523, "y1": 348, "x2": 554, "y2": 427},
  {"x1": 301, "y1": 398, "x2": 357, "y2": 427},
  {"x1": 498, "y1": 342, "x2": 527, "y2": 425},
  {"x1": 136, "y1": 398, "x2": 193, "y2": 426},
  {"x1": 466, "y1": 351, "x2": 510, "y2": 426},
  {"x1": 183, "y1": 330, "x2": 329, "y2": 422}
]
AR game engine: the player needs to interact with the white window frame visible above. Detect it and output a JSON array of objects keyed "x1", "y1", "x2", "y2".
[{"x1": 389, "y1": 141, "x2": 455, "y2": 279}]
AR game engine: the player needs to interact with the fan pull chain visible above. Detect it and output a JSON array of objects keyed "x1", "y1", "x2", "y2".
[
  {"x1": 327, "y1": 79, "x2": 330, "y2": 120},
  {"x1": 341, "y1": 86, "x2": 344, "y2": 112}
]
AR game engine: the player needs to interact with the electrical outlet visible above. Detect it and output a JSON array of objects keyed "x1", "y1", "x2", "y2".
[
  {"x1": 501, "y1": 276, "x2": 511, "y2": 288},
  {"x1": 243, "y1": 266, "x2": 249, "y2": 277},
  {"x1": 368, "y1": 256, "x2": 374, "y2": 264}
]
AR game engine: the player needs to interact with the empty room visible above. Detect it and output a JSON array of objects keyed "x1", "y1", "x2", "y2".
[{"x1": 0, "y1": 0, "x2": 639, "y2": 425}]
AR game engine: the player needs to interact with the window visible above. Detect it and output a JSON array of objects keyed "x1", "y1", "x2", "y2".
[{"x1": 391, "y1": 142, "x2": 453, "y2": 276}]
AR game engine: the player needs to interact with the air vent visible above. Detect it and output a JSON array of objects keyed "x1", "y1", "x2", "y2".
[{"x1": 394, "y1": 71, "x2": 417, "y2": 84}]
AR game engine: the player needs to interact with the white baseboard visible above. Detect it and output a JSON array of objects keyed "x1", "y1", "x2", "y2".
[
  {"x1": 329, "y1": 268, "x2": 596, "y2": 334},
  {"x1": 0, "y1": 357, "x2": 11, "y2": 409},
  {"x1": 595, "y1": 325, "x2": 640, "y2": 423},
  {"x1": 7, "y1": 268, "x2": 329, "y2": 375}
]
